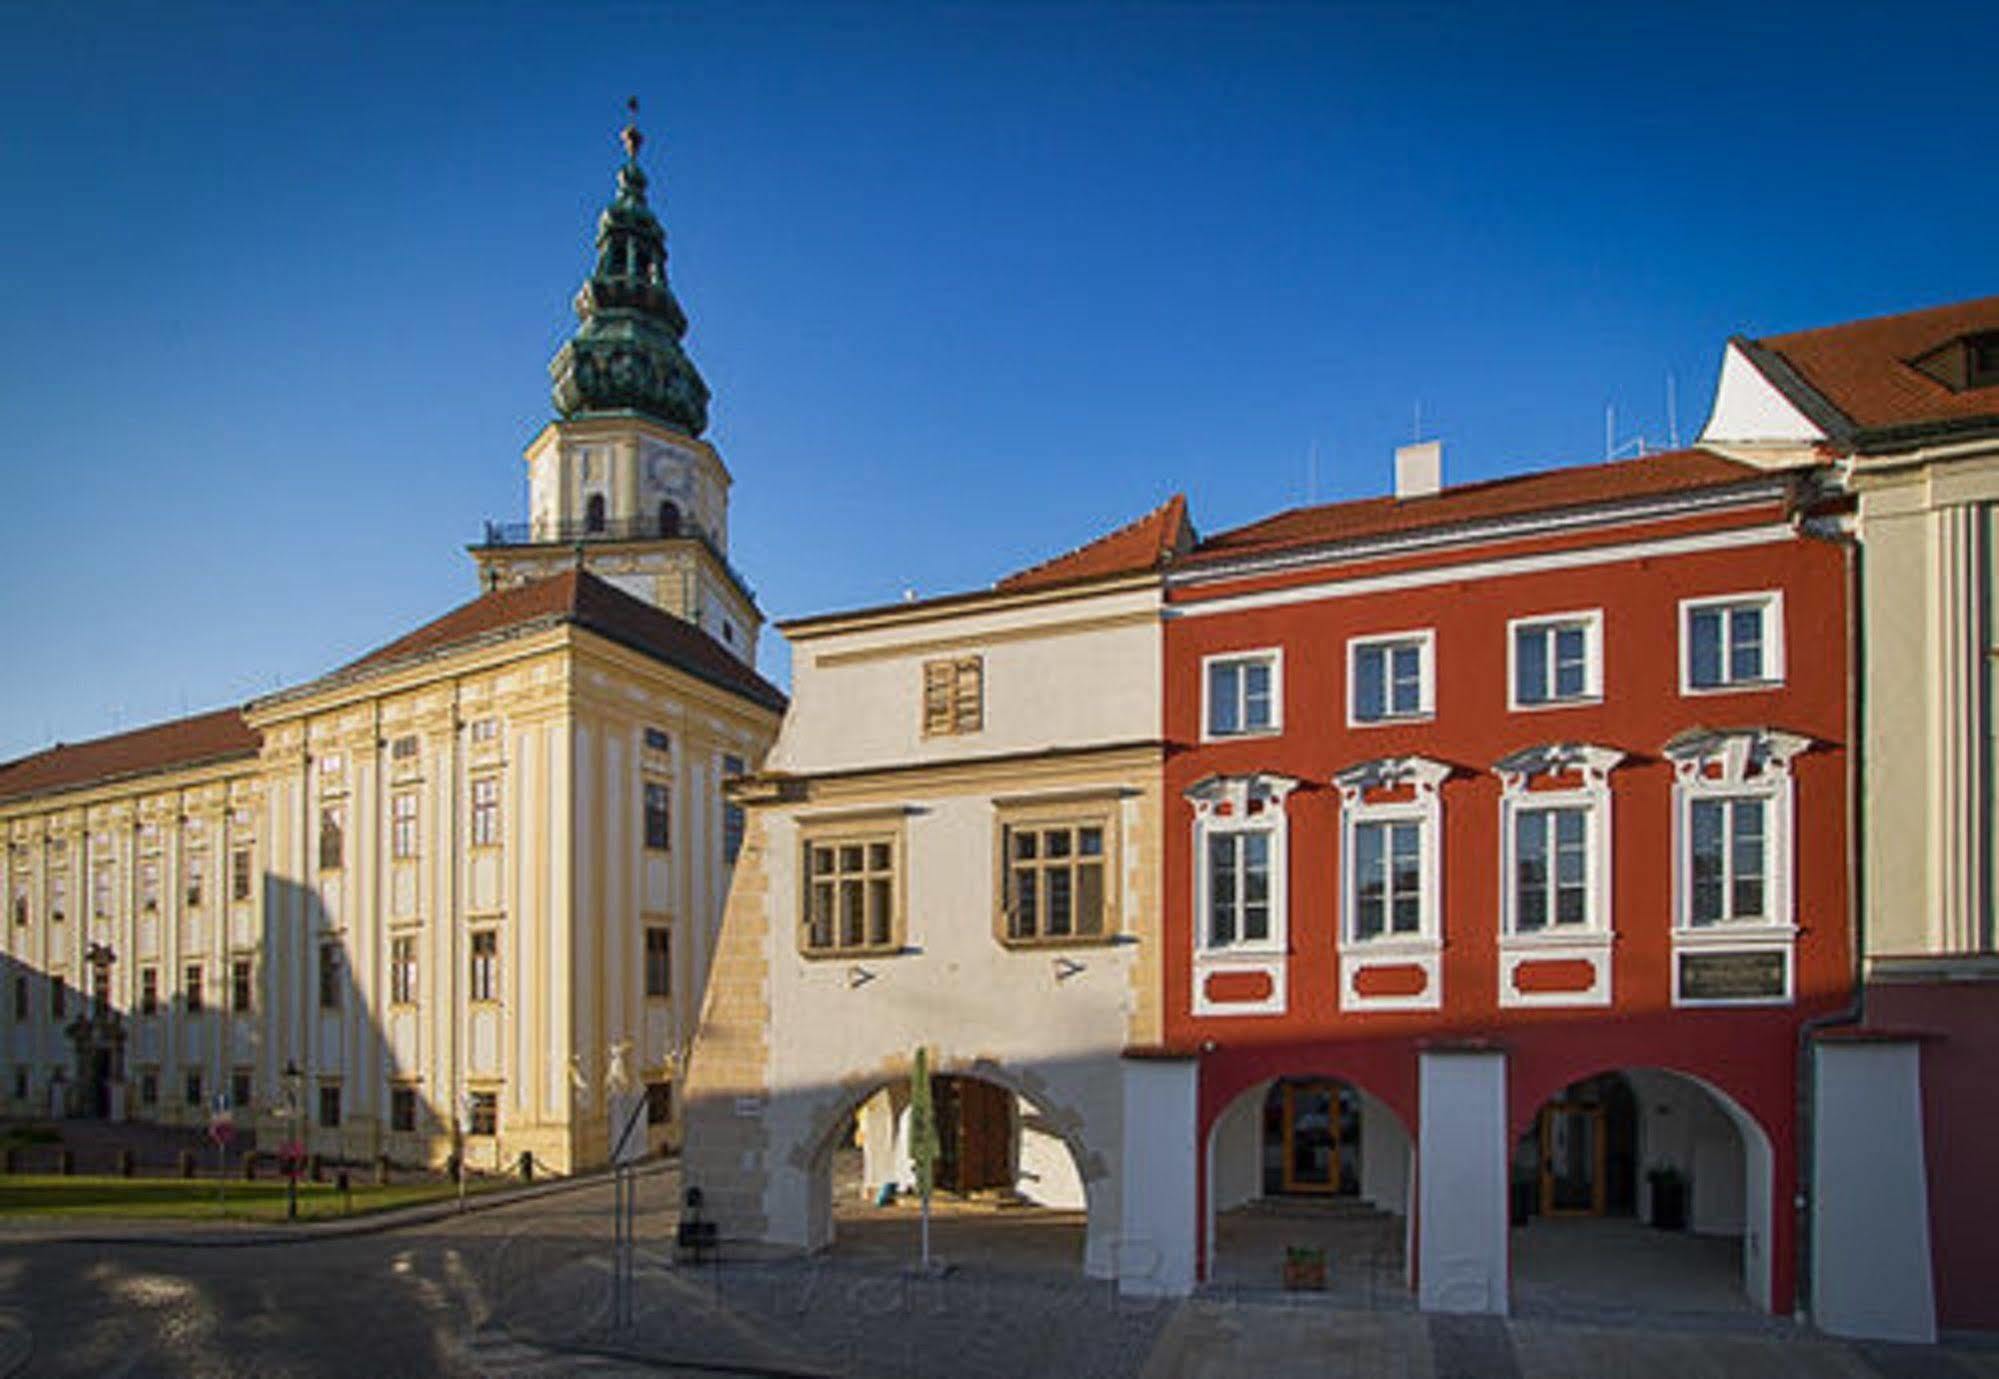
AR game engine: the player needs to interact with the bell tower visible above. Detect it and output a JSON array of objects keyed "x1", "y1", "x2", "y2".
[{"x1": 474, "y1": 102, "x2": 762, "y2": 664}]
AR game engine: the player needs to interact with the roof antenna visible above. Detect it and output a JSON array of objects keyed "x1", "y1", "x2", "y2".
[
  {"x1": 1666, "y1": 372, "x2": 1680, "y2": 449},
  {"x1": 1605, "y1": 403, "x2": 1614, "y2": 462}
]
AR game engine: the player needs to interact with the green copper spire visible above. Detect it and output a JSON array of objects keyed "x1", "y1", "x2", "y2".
[{"x1": 549, "y1": 99, "x2": 711, "y2": 436}]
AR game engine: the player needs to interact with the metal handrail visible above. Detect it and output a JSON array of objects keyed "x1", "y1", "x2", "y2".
[{"x1": 476, "y1": 516, "x2": 758, "y2": 603}]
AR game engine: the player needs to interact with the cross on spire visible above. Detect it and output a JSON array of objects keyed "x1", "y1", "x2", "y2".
[
  {"x1": 621, "y1": 95, "x2": 644, "y2": 161},
  {"x1": 546, "y1": 97, "x2": 710, "y2": 436}
]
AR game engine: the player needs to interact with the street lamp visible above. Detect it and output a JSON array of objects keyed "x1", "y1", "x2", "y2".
[{"x1": 281, "y1": 1059, "x2": 303, "y2": 1221}]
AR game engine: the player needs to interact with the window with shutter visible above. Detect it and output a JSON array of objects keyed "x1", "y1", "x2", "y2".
[
  {"x1": 921, "y1": 655, "x2": 984, "y2": 736},
  {"x1": 923, "y1": 660, "x2": 955, "y2": 735}
]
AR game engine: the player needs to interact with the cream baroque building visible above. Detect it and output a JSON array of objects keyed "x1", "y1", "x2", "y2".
[
  {"x1": 0, "y1": 119, "x2": 783, "y2": 1174},
  {"x1": 1700, "y1": 294, "x2": 1999, "y2": 1341}
]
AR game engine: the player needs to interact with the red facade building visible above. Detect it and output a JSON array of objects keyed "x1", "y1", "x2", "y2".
[{"x1": 1159, "y1": 448, "x2": 1852, "y2": 1314}]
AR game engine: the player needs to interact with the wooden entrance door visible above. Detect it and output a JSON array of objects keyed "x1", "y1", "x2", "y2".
[
  {"x1": 1540, "y1": 1102, "x2": 1607, "y2": 1216},
  {"x1": 934, "y1": 1076, "x2": 1013, "y2": 1193},
  {"x1": 1280, "y1": 1081, "x2": 1340, "y2": 1194}
]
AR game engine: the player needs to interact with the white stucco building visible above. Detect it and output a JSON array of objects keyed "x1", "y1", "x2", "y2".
[{"x1": 682, "y1": 498, "x2": 1194, "y2": 1286}]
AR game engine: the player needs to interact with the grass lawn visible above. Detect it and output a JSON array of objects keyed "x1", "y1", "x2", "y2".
[{"x1": 0, "y1": 1174, "x2": 509, "y2": 1222}]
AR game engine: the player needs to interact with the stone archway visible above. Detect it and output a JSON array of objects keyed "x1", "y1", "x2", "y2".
[
  {"x1": 786, "y1": 1055, "x2": 1117, "y2": 1278},
  {"x1": 1511, "y1": 1065, "x2": 1777, "y2": 1315},
  {"x1": 1204, "y1": 1071, "x2": 1414, "y2": 1297}
]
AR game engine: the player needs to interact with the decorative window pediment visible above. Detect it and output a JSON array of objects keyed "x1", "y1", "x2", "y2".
[
  {"x1": 1184, "y1": 772, "x2": 1300, "y2": 822},
  {"x1": 1663, "y1": 727, "x2": 1809, "y2": 787},
  {"x1": 1493, "y1": 742, "x2": 1625, "y2": 794},
  {"x1": 1332, "y1": 755, "x2": 1450, "y2": 806}
]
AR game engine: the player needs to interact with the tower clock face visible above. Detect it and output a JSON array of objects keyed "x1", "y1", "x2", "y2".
[{"x1": 645, "y1": 452, "x2": 672, "y2": 487}]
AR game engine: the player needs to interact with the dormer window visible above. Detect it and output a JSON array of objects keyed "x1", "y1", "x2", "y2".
[
  {"x1": 1911, "y1": 331, "x2": 1999, "y2": 392},
  {"x1": 1973, "y1": 334, "x2": 1999, "y2": 389}
]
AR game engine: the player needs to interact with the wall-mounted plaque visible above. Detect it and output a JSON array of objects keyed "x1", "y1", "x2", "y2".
[{"x1": 1678, "y1": 949, "x2": 1788, "y2": 1002}]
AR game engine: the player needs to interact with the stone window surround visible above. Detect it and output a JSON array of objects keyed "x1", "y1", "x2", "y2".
[
  {"x1": 795, "y1": 807, "x2": 910, "y2": 961},
  {"x1": 991, "y1": 788, "x2": 1124, "y2": 949},
  {"x1": 1665, "y1": 726, "x2": 1809, "y2": 1007}
]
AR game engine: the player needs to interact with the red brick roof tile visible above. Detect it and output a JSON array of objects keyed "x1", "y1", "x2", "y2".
[
  {"x1": 1191, "y1": 449, "x2": 1773, "y2": 563},
  {"x1": 995, "y1": 493, "x2": 1193, "y2": 591},
  {"x1": 333, "y1": 569, "x2": 786, "y2": 712},
  {"x1": 0, "y1": 573, "x2": 784, "y2": 806},
  {"x1": 1755, "y1": 295, "x2": 1999, "y2": 434},
  {"x1": 0, "y1": 708, "x2": 260, "y2": 805}
]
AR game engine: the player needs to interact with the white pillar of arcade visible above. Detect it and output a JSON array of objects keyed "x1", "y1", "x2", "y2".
[
  {"x1": 1417, "y1": 1047, "x2": 1509, "y2": 1315},
  {"x1": 1813, "y1": 1037, "x2": 1936, "y2": 1342},
  {"x1": 1118, "y1": 1054, "x2": 1199, "y2": 1297}
]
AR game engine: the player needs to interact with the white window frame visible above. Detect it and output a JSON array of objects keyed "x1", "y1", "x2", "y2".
[
  {"x1": 1679, "y1": 592, "x2": 1785, "y2": 695},
  {"x1": 1507, "y1": 609, "x2": 1604, "y2": 711},
  {"x1": 1186, "y1": 773, "x2": 1298, "y2": 1018},
  {"x1": 1494, "y1": 744, "x2": 1621, "y2": 940},
  {"x1": 1346, "y1": 630, "x2": 1435, "y2": 727},
  {"x1": 1189, "y1": 776, "x2": 1293, "y2": 957},
  {"x1": 1685, "y1": 794, "x2": 1774, "y2": 926},
  {"x1": 1337, "y1": 758, "x2": 1446, "y2": 947},
  {"x1": 1200, "y1": 648, "x2": 1283, "y2": 741},
  {"x1": 1334, "y1": 756, "x2": 1448, "y2": 1011},
  {"x1": 1492, "y1": 744, "x2": 1622, "y2": 1008},
  {"x1": 1665, "y1": 728, "x2": 1808, "y2": 1007}
]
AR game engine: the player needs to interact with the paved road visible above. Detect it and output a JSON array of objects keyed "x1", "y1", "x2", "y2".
[
  {"x1": 2, "y1": 1170, "x2": 1995, "y2": 1379},
  {"x1": 0, "y1": 1168, "x2": 665, "y2": 1378}
]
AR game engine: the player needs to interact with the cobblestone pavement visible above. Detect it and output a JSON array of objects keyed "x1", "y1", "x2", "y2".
[
  {"x1": 1, "y1": 1165, "x2": 1996, "y2": 1379},
  {"x1": 1143, "y1": 1301, "x2": 1999, "y2": 1379}
]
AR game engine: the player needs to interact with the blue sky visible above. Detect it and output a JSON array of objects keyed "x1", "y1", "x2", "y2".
[{"x1": 1, "y1": 2, "x2": 1992, "y2": 760}]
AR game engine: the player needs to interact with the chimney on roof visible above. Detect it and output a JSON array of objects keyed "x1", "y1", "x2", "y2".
[{"x1": 1395, "y1": 441, "x2": 1442, "y2": 500}]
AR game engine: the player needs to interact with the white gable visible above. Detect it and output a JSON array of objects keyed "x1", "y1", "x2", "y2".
[{"x1": 1698, "y1": 341, "x2": 1828, "y2": 446}]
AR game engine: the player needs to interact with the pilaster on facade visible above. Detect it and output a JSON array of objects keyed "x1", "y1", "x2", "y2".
[{"x1": 1926, "y1": 501, "x2": 1991, "y2": 955}]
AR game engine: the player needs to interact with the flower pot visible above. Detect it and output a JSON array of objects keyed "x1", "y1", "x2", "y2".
[{"x1": 1282, "y1": 1252, "x2": 1328, "y2": 1291}]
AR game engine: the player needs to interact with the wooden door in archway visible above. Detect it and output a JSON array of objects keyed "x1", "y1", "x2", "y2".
[
  {"x1": 1540, "y1": 1102, "x2": 1607, "y2": 1216},
  {"x1": 935, "y1": 1076, "x2": 1014, "y2": 1193},
  {"x1": 1280, "y1": 1081, "x2": 1341, "y2": 1194}
]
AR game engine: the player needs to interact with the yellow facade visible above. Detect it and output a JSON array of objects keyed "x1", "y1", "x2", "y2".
[
  {"x1": 0, "y1": 123, "x2": 784, "y2": 1175},
  {"x1": 0, "y1": 619, "x2": 777, "y2": 1174}
]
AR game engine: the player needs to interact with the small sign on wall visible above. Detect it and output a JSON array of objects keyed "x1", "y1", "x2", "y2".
[{"x1": 1677, "y1": 949, "x2": 1788, "y2": 1003}]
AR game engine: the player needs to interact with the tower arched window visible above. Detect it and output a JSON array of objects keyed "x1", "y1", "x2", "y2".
[
  {"x1": 658, "y1": 501, "x2": 681, "y2": 537},
  {"x1": 585, "y1": 493, "x2": 606, "y2": 534}
]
